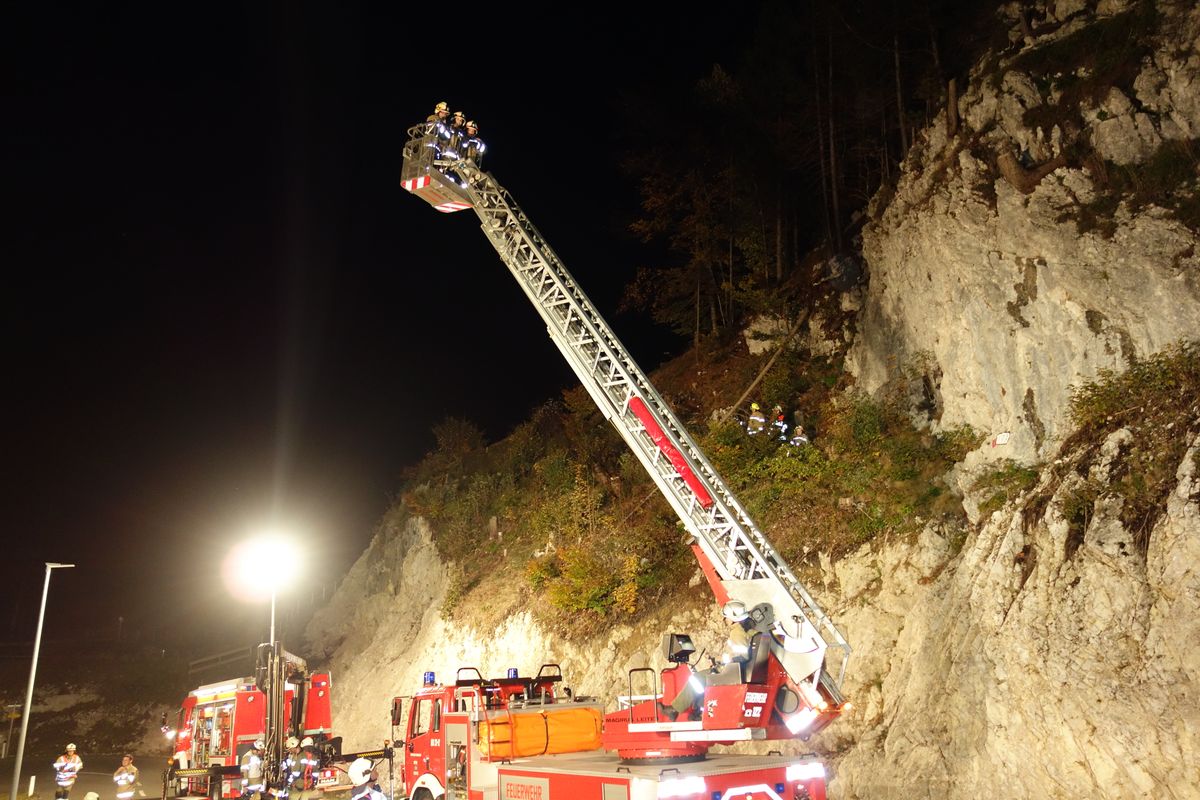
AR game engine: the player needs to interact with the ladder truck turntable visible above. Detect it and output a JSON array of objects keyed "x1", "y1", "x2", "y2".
[{"x1": 395, "y1": 124, "x2": 852, "y2": 800}]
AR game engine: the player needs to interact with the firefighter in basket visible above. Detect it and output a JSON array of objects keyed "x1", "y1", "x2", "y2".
[
  {"x1": 53, "y1": 743, "x2": 83, "y2": 800},
  {"x1": 112, "y1": 754, "x2": 140, "y2": 800},
  {"x1": 463, "y1": 121, "x2": 486, "y2": 169},
  {"x1": 664, "y1": 601, "x2": 753, "y2": 721}
]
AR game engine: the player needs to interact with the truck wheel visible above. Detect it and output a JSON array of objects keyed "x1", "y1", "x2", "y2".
[{"x1": 411, "y1": 789, "x2": 433, "y2": 800}]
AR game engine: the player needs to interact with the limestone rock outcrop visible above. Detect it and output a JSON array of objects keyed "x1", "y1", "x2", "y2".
[{"x1": 846, "y1": 0, "x2": 1200, "y2": 469}]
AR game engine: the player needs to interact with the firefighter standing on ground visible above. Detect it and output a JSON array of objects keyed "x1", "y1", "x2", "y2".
[
  {"x1": 113, "y1": 754, "x2": 139, "y2": 800},
  {"x1": 348, "y1": 758, "x2": 385, "y2": 800},
  {"x1": 53, "y1": 743, "x2": 83, "y2": 800},
  {"x1": 293, "y1": 736, "x2": 321, "y2": 799},
  {"x1": 240, "y1": 740, "x2": 265, "y2": 800},
  {"x1": 278, "y1": 736, "x2": 302, "y2": 799}
]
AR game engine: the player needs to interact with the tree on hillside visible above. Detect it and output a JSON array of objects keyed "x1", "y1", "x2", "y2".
[{"x1": 618, "y1": 0, "x2": 1002, "y2": 340}]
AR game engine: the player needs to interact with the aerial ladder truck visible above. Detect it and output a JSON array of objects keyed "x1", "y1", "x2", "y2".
[{"x1": 397, "y1": 122, "x2": 851, "y2": 800}]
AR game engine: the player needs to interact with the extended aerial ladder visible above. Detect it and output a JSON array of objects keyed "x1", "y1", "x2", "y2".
[{"x1": 400, "y1": 126, "x2": 850, "y2": 748}]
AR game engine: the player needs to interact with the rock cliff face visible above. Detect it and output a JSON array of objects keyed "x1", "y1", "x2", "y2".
[
  {"x1": 307, "y1": 3, "x2": 1200, "y2": 798},
  {"x1": 846, "y1": 0, "x2": 1200, "y2": 470},
  {"x1": 828, "y1": 430, "x2": 1200, "y2": 798}
]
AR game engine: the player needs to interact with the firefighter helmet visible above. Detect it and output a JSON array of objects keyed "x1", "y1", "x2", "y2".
[
  {"x1": 452, "y1": 110, "x2": 465, "y2": 120},
  {"x1": 466, "y1": 120, "x2": 478, "y2": 131},
  {"x1": 83, "y1": 793, "x2": 99, "y2": 800},
  {"x1": 750, "y1": 402, "x2": 760, "y2": 411},
  {"x1": 349, "y1": 758, "x2": 373, "y2": 787},
  {"x1": 286, "y1": 736, "x2": 300, "y2": 749},
  {"x1": 434, "y1": 101, "x2": 448, "y2": 113},
  {"x1": 300, "y1": 737, "x2": 314, "y2": 747},
  {"x1": 66, "y1": 743, "x2": 77, "y2": 751},
  {"x1": 722, "y1": 600, "x2": 749, "y2": 622},
  {"x1": 254, "y1": 740, "x2": 265, "y2": 750}
]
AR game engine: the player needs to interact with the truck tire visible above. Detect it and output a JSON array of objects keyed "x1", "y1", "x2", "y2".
[{"x1": 412, "y1": 788, "x2": 433, "y2": 800}]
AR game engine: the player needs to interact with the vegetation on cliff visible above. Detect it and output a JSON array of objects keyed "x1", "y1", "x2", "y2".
[{"x1": 395, "y1": 313, "x2": 979, "y2": 633}]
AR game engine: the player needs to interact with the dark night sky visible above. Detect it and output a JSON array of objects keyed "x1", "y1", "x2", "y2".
[{"x1": 3, "y1": 5, "x2": 747, "y2": 649}]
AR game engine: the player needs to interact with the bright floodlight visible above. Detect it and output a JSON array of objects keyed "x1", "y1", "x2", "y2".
[{"x1": 221, "y1": 533, "x2": 302, "y2": 605}]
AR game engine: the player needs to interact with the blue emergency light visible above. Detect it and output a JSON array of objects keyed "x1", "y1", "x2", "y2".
[
  {"x1": 507, "y1": 668, "x2": 519, "y2": 679},
  {"x1": 423, "y1": 671, "x2": 436, "y2": 686}
]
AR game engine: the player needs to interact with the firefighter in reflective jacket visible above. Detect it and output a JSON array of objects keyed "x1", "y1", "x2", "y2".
[
  {"x1": 771, "y1": 406, "x2": 789, "y2": 441},
  {"x1": 463, "y1": 121, "x2": 487, "y2": 168},
  {"x1": 746, "y1": 403, "x2": 766, "y2": 435},
  {"x1": 296, "y1": 737, "x2": 320, "y2": 794},
  {"x1": 348, "y1": 759, "x2": 384, "y2": 800},
  {"x1": 278, "y1": 736, "x2": 302, "y2": 798},
  {"x1": 424, "y1": 101, "x2": 450, "y2": 157},
  {"x1": 112, "y1": 755, "x2": 139, "y2": 800},
  {"x1": 444, "y1": 111, "x2": 468, "y2": 159},
  {"x1": 53, "y1": 744, "x2": 83, "y2": 799},
  {"x1": 665, "y1": 601, "x2": 753, "y2": 720},
  {"x1": 239, "y1": 740, "x2": 265, "y2": 800}
]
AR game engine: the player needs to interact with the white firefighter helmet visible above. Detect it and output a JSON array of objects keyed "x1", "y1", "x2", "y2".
[
  {"x1": 66, "y1": 743, "x2": 77, "y2": 752},
  {"x1": 286, "y1": 736, "x2": 300, "y2": 749},
  {"x1": 722, "y1": 600, "x2": 749, "y2": 622},
  {"x1": 300, "y1": 736, "x2": 314, "y2": 747},
  {"x1": 348, "y1": 758, "x2": 374, "y2": 787},
  {"x1": 83, "y1": 793, "x2": 99, "y2": 800},
  {"x1": 254, "y1": 740, "x2": 265, "y2": 750}
]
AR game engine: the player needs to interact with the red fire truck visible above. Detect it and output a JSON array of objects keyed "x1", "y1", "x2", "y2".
[
  {"x1": 395, "y1": 121, "x2": 854, "y2": 799},
  {"x1": 390, "y1": 664, "x2": 828, "y2": 800},
  {"x1": 164, "y1": 647, "x2": 335, "y2": 799}
]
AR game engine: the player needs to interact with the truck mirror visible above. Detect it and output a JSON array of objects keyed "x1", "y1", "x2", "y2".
[{"x1": 390, "y1": 698, "x2": 405, "y2": 727}]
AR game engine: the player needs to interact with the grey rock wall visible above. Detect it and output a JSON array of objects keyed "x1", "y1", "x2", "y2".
[{"x1": 846, "y1": 0, "x2": 1200, "y2": 470}]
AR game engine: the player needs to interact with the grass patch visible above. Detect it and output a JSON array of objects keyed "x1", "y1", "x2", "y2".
[
  {"x1": 1053, "y1": 340, "x2": 1200, "y2": 553},
  {"x1": 1008, "y1": 1, "x2": 1158, "y2": 132},
  {"x1": 973, "y1": 460, "x2": 1041, "y2": 517},
  {"x1": 1100, "y1": 139, "x2": 1200, "y2": 230},
  {"x1": 1062, "y1": 140, "x2": 1200, "y2": 237},
  {"x1": 703, "y1": 391, "x2": 972, "y2": 558}
]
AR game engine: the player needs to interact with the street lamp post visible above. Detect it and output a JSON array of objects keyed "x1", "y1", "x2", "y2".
[{"x1": 9, "y1": 562, "x2": 74, "y2": 800}]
